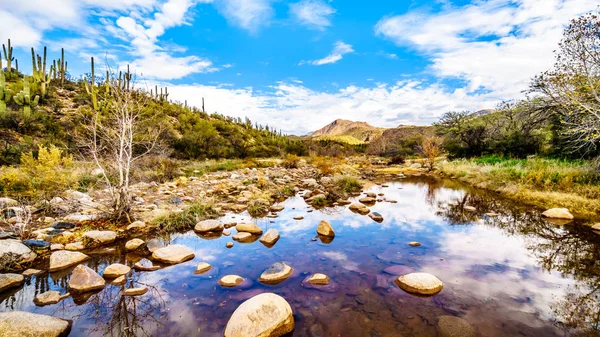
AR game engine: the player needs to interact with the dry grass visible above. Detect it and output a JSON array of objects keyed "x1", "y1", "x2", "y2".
[{"x1": 439, "y1": 157, "x2": 600, "y2": 218}]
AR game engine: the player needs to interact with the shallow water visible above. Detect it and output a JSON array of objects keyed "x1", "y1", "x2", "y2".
[{"x1": 2, "y1": 177, "x2": 600, "y2": 336}]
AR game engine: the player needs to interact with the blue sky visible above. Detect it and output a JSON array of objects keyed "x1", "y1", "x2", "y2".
[{"x1": 0, "y1": 0, "x2": 596, "y2": 134}]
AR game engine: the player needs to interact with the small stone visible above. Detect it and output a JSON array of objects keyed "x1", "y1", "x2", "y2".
[
  {"x1": 359, "y1": 197, "x2": 376, "y2": 205},
  {"x1": 270, "y1": 205, "x2": 284, "y2": 212},
  {"x1": 259, "y1": 262, "x2": 293, "y2": 284},
  {"x1": 123, "y1": 287, "x2": 148, "y2": 296},
  {"x1": 235, "y1": 223, "x2": 263, "y2": 234},
  {"x1": 223, "y1": 230, "x2": 231, "y2": 236},
  {"x1": 233, "y1": 232, "x2": 253, "y2": 242},
  {"x1": 293, "y1": 216, "x2": 304, "y2": 220},
  {"x1": 50, "y1": 244, "x2": 64, "y2": 251},
  {"x1": 395, "y1": 272, "x2": 443, "y2": 296},
  {"x1": 125, "y1": 238, "x2": 146, "y2": 252},
  {"x1": 226, "y1": 242, "x2": 234, "y2": 248},
  {"x1": 259, "y1": 229, "x2": 280, "y2": 246},
  {"x1": 134, "y1": 259, "x2": 160, "y2": 271},
  {"x1": 65, "y1": 242, "x2": 85, "y2": 251},
  {"x1": 306, "y1": 273, "x2": 330, "y2": 285},
  {"x1": 317, "y1": 220, "x2": 335, "y2": 237},
  {"x1": 34, "y1": 291, "x2": 70, "y2": 306},
  {"x1": 49, "y1": 251, "x2": 89, "y2": 272},
  {"x1": 463, "y1": 206, "x2": 476, "y2": 212},
  {"x1": 194, "y1": 220, "x2": 224, "y2": 233},
  {"x1": 103, "y1": 263, "x2": 131, "y2": 278},
  {"x1": 22, "y1": 268, "x2": 43, "y2": 277},
  {"x1": 409, "y1": 242, "x2": 421, "y2": 247},
  {"x1": 368, "y1": 212, "x2": 384, "y2": 223},
  {"x1": 542, "y1": 208, "x2": 574, "y2": 220},
  {"x1": 127, "y1": 221, "x2": 146, "y2": 231},
  {"x1": 52, "y1": 222, "x2": 76, "y2": 230},
  {"x1": 68, "y1": 265, "x2": 106, "y2": 293},
  {"x1": 195, "y1": 262, "x2": 212, "y2": 274},
  {"x1": 0, "y1": 273, "x2": 24, "y2": 292},
  {"x1": 485, "y1": 212, "x2": 499, "y2": 217},
  {"x1": 219, "y1": 275, "x2": 244, "y2": 287},
  {"x1": 151, "y1": 245, "x2": 195, "y2": 264}
]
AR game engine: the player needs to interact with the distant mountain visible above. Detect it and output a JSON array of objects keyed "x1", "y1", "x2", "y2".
[{"x1": 310, "y1": 119, "x2": 384, "y2": 143}]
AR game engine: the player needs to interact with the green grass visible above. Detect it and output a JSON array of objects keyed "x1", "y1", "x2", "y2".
[
  {"x1": 439, "y1": 157, "x2": 600, "y2": 218},
  {"x1": 153, "y1": 202, "x2": 219, "y2": 232},
  {"x1": 334, "y1": 176, "x2": 363, "y2": 194},
  {"x1": 314, "y1": 135, "x2": 366, "y2": 145}
]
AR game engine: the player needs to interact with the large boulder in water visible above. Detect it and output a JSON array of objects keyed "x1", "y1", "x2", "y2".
[
  {"x1": 49, "y1": 251, "x2": 89, "y2": 272},
  {"x1": 0, "y1": 239, "x2": 37, "y2": 272},
  {"x1": 259, "y1": 229, "x2": 280, "y2": 246},
  {"x1": 224, "y1": 293, "x2": 294, "y2": 337},
  {"x1": 437, "y1": 315, "x2": 475, "y2": 337},
  {"x1": 82, "y1": 230, "x2": 117, "y2": 246},
  {"x1": 395, "y1": 272, "x2": 443, "y2": 295},
  {"x1": 0, "y1": 273, "x2": 24, "y2": 293},
  {"x1": 194, "y1": 220, "x2": 223, "y2": 233},
  {"x1": 258, "y1": 262, "x2": 293, "y2": 284},
  {"x1": 69, "y1": 265, "x2": 105, "y2": 293},
  {"x1": 316, "y1": 220, "x2": 335, "y2": 237},
  {"x1": 151, "y1": 244, "x2": 195, "y2": 264},
  {"x1": 0, "y1": 311, "x2": 72, "y2": 337},
  {"x1": 541, "y1": 208, "x2": 574, "y2": 220}
]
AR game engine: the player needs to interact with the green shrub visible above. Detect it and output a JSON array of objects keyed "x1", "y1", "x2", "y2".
[
  {"x1": 153, "y1": 202, "x2": 219, "y2": 232},
  {"x1": 281, "y1": 154, "x2": 300, "y2": 169}
]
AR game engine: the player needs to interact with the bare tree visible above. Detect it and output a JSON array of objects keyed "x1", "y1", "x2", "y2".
[
  {"x1": 531, "y1": 11, "x2": 600, "y2": 156},
  {"x1": 82, "y1": 73, "x2": 163, "y2": 220}
]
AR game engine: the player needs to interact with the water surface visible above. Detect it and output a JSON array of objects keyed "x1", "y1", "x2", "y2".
[{"x1": 2, "y1": 177, "x2": 600, "y2": 336}]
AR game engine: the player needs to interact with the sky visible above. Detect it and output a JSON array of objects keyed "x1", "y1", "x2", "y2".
[{"x1": 0, "y1": 0, "x2": 597, "y2": 135}]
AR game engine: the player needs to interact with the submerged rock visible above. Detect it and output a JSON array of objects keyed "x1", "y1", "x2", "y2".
[
  {"x1": 305, "y1": 273, "x2": 329, "y2": 285},
  {"x1": 236, "y1": 223, "x2": 263, "y2": 234},
  {"x1": 395, "y1": 272, "x2": 443, "y2": 296},
  {"x1": 134, "y1": 259, "x2": 161, "y2": 271},
  {"x1": 0, "y1": 273, "x2": 24, "y2": 293},
  {"x1": 194, "y1": 220, "x2": 224, "y2": 233},
  {"x1": 437, "y1": 315, "x2": 475, "y2": 337},
  {"x1": 0, "y1": 311, "x2": 71, "y2": 337},
  {"x1": 34, "y1": 291, "x2": 70, "y2": 306},
  {"x1": 219, "y1": 275, "x2": 245, "y2": 287},
  {"x1": 259, "y1": 262, "x2": 293, "y2": 285},
  {"x1": 259, "y1": 229, "x2": 280, "y2": 246},
  {"x1": 224, "y1": 293, "x2": 294, "y2": 337},
  {"x1": 68, "y1": 265, "x2": 106, "y2": 293},
  {"x1": 542, "y1": 208, "x2": 574, "y2": 220},
  {"x1": 49, "y1": 251, "x2": 89, "y2": 272},
  {"x1": 151, "y1": 245, "x2": 195, "y2": 264},
  {"x1": 316, "y1": 220, "x2": 335, "y2": 237},
  {"x1": 0, "y1": 239, "x2": 37, "y2": 271},
  {"x1": 103, "y1": 263, "x2": 131, "y2": 278}
]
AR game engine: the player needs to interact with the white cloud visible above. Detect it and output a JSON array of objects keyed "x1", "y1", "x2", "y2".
[
  {"x1": 215, "y1": 0, "x2": 274, "y2": 33},
  {"x1": 290, "y1": 0, "x2": 336, "y2": 30},
  {"x1": 375, "y1": 0, "x2": 598, "y2": 98},
  {"x1": 301, "y1": 41, "x2": 354, "y2": 66}
]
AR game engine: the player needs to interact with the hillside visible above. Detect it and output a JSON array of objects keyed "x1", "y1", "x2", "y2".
[{"x1": 311, "y1": 119, "x2": 384, "y2": 143}]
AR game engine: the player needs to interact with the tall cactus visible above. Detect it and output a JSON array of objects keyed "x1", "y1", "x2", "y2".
[
  {"x1": 0, "y1": 69, "x2": 13, "y2": 113},
  {"x1": 2, "y1": 39, "x2": 14, "y2": 73},
  {"x1": 56, "y1": 48, "x2": 67, "y2": 86},
  {"x1": 124, "y1": 65, "x2": 132, "y2": 91},
  {"x1": 13, "y1": 75, "x2": 39, "y2": 115},
  {"x1": 84, "y1": 57, "x2": 99, "y2": 111},
  {"x1": 31, "y1": 47, "x2": 51, "y2": 97}
]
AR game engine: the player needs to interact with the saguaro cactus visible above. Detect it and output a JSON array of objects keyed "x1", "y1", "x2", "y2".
[
  {"x1": 13, "y1": 75, "x2": 39, "y2": 115},
  {"x1": 84, "y1": 57, "x2": 99, "y2": 111},
  {"x1": 57, "y1": 48, "x2": 67, "y2": 86},
  {"x1": 31, "y1": 47, "x2": 51, "y2": 97},
  {"x1": 0, "y1": 69, "x2": 13, "y2": 113},
  {"x1": 2, "y1": 39, "x2": 14, "y2": 73},
  {"x1": 124, "y1": 65, "x2": 133, "y2": 91}
]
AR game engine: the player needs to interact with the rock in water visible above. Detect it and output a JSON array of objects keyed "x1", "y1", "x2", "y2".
[
  {"x1": 122, "y1": 287, "x2": 148, "y2": 296},
  {"x1": 145, "y1": 239, "x2": 165, "y2": 253},
  {"x1": 306, "y1": 273, "x2": 329, "y2": 285},
  {"x1": 258, "y1": 262, "x2": 293, "y2": 284},
  {"x1": 103, "y1": 263, "x2": 131, "y2": 278},
  {"x1": 0, "y1": 239, "x2": 37, "y2": 272},
  {"x1": 259, "y1": 229, "x2": 280, "y2": 246},
  {"x1": 437, "y1": 316, "x2": 475, "y2": 337},
  {"x1": 224, "y1": 293, "x2": 294, "y2": 337},
  {"x1": 236, "y1": 223, "x2": 263, "y2": 234},
  {"x1": 409, "y1": 242, "x2": 421, "y2": 247},
  {"x1": 33, "y1": 291, "x2": 70, "y2": 306},
  {"x1": 395, "y1": 272, "x2": 443, "y2": 296},
  {"x1": 316, "y1": 220, "x2": 335, "y2": 237},
  {"x1": 68, "y1": 265, "x2": 106, "y2": 293},
  {"x1": 194, "y1": 220, "x2": 224, "y2": 233},
  {"x1": 542, "y1": 208, "x2": 574, "y2": 220},
  {"x1": 0, "y1": 311, "x2": 72, "y2": 337},
  {"x1": 82, "y1": 230, "x2": 117, "y2": 246},
  {"x1": 151, "y1": 245, "x2": 195, "y2": 264},
  {"x1": 368, "y1": 212, "x2": 384, "y2": 223},
  {"x1": 125, "y1": 238, "x2": 146, "y2": 252},
  {"x1": 48, "y1": 251, "x2": 89, "y2": 272},
  {"x1": 219, "y1": 275, "x2": 245, "y2": 287},
  {"x1": 0, "y1": 273, "x2": 24, "y2": 293},
  {"x1": 195, "y1": 262, "x2": 212, "y2": 274}
]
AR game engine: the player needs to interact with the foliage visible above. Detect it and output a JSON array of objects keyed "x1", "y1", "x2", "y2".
[
  {"x1": 421, "y1": 136, "x2": 442, "y2": 171},
  {"x1": 332, "y1": 175, "x2": 362, "y2": 196},
  {"x1": 281, "y1": 154, "x2": 301, "y2": 168},
  {"x1": 153, "y1": 202, "x2": 219, "y2": 233}
]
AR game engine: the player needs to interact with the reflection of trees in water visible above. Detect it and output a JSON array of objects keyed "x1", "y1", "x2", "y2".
[
  {"x1": 72, "y1": 273, "x2": 167, "y2": 337},
  {"x1": 436, "y1": 185, "x2": 600, "y2": 335}
]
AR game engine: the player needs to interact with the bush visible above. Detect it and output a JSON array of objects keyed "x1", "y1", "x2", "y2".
[
  {"x1": 388, "y1": 155, "x2": 405, "y2": 165},
  {"x1": 153, "y1": 202, "x2": 219, "y2": 232},
  {"x1": 334, "y1": 176, "x2": 363, "y2": 194},
  {"x1": 281, "y1": 154, "x2": 300, "y2": 169}
]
